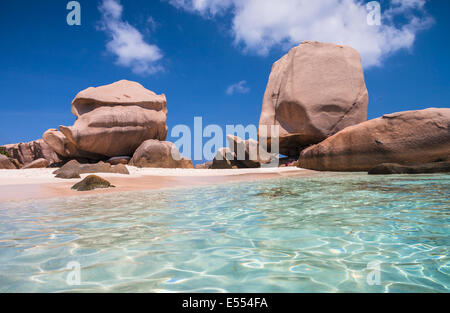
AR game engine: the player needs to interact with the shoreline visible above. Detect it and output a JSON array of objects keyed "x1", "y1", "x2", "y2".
[{"x1": 0, "y1": 167, "x2": 321, "y2": 202}]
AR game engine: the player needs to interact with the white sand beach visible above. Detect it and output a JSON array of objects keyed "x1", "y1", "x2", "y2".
[{"x1": 0, "y1": 167, "x2": 319, "y2": 202}]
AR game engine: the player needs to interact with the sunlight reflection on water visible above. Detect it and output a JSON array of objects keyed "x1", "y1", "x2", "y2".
[{"x1": 0, "y1": 173, "x2": 449, "y2": 292}]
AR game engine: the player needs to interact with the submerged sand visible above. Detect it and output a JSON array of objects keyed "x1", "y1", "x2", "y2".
[{"x1": 0, "y1": 167, "x2": 321, "y2": 202}]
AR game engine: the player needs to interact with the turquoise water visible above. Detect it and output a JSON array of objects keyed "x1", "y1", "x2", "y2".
[{"x1": 0, "y1": 173, "x2": 449, "y2": 293}]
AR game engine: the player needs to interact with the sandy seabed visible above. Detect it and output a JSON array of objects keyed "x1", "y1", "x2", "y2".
[{"x1": 0, "y1": 166, "x2": 321, "y2": 202}]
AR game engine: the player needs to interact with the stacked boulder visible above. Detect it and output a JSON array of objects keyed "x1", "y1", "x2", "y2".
[
  {"x1": 3, "y1": 42, "x2": 447, "y2": 175},
  {"x1": 258, "y1": 41, "x2": 369, "y2": 157},
  {"x1": 43, "y1": 129, "x2": 102, "y2": 160},
  {"x1": 258, "y1": 41, "x2": 449, "y2": 174},
  {"x1": 44, "y1": 80, "x2": 169, "y2": 160},
  {"x1": 209, "y1": 41, "x2": 369, "y2": 169},
  {"x1": 1, "y1": 80, "x2": 193, "y2": 170}
]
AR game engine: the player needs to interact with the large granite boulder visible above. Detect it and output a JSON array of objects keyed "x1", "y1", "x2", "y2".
[
  {"x1": 0, "y1": 154, "x2": 16, "y2": 169},
  {"x1": 58, "y1": 80, "x2": 168, "y2": 158},
  {"x1": 299, "y1": 108, "x2": 450, "y2": 172},
  {"x1": 130, "y1": 140, "x2": 194, "y2": 168},
  {"x1": 259, "y1": 41, "x2": 368, "y2": 157},
  {"x1": 0, "y1": 139, "x2": 61, "y2": 166}
]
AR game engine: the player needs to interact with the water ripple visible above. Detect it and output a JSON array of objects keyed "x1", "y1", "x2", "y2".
[{"x1": 0, "y1": 173, "x2": 449, "y2": 292}]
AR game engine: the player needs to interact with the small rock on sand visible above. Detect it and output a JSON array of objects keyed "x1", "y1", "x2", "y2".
[
  {"x1": 54, "y1": 160, "x2": 129, "y2": 179},
  {"x1": 71, "y1": 175, "x2": 115, "y2": 191}
]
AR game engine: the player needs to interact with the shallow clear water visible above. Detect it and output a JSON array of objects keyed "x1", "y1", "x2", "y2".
[{"x1": 0, "y1": 173, "x2": 449, "y2": 293}]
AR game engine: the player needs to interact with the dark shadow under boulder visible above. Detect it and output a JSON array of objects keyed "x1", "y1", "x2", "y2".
[
  {"x1": 107, "y1": 156, "x2": 131, "y2": 165},
  {"x1": 279, "y1": 157, "x2": 299, "y2": 167},
  {"x1": 368, "y1": 162, "x2": 450, "y2": 175}
]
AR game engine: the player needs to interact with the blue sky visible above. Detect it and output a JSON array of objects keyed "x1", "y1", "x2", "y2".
[{"x1": 0, "y1": 0, "x2": 448, "y2": 157}]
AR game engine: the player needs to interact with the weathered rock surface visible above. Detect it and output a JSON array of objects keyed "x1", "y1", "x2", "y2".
[
  {"x1": 59, "y1": 80, "x2": 168, "y2": 158},
  {"x1": 22, "y1": 158, "x2": 49, "y2": 169},
  {"x1": 43, "y1": 129, "x2": 103, "y2": 160},
  {"x1": 54, "y1": 160, "x2": 130, "y2": 179},
  {"x1": 55, "y1": 169, "x2": 81, "y2": 179},
  {"x1": 368, "y1": 162, "x2": 450, "y2": 175},
  {"x1": 299, "y1": 108, "x2": 450, "y2": 172},
  {"x1": 8, "y1": 158, "x2": 22, "y2": 169},
  {"x1": 0, "y1": 154, "x2": 16, "y2": 169},
  {"x1": 0, "y1": 139, "x2": 61, "y2": 166},
  {"x1": 107, "y1": 156, "x2": 131, "y2": 165},
  {"x1": 195, "y1": 161, "x2": 213, "y2": 169},
  {"x1": 212, "y1": 136, "x2": 278, "y2": 169},
  {"x1": 177, "y1": 159, "x2": 194, "y2": 169},
  {"x1": 227, "y1": 135, "x2": 270, "y2": 168},
  {"x1": 130, "y1": 140, "x2": 194, "y2": 168},
  {"x1": 259, "y1": 41, "x2": 368, "y2": 157},
  {"x1": 71, "y1": 175, "x2": 115, "y2": 191},
  {"x1": 212, "y1": 148, "x2": 236, "y2": 169}
]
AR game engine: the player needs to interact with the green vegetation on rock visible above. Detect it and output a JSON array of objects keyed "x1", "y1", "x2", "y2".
[{"x1": 0, "y1": 149, "x2": 9, "y2": 158}]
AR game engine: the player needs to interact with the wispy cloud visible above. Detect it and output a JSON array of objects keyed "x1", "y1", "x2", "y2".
[
  {"x1": 98, "y1": 0, "x2": 163, "y2": 75},
  {"x1": 226, "y1": 80, "x2": 250, "y2": 95},
  {"x1": 146, "y1": 16, "x2": 159, "y2": 32},
  {"x1": 168, "y1": 0, "x2": 433, "y2": 68}
]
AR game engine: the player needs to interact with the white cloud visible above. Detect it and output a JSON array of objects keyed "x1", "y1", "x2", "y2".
[
  {"x1": 169, "y1": 0, "x2": 235, "y2": 16},
  {"x1": 226, "y1": 80, "x2": 250, "y2": 95},
  {"x1": 98, "y1": 0, "x2": 163, "y2": 74},
  {"x1": 168, "y1": 0, "x2": 433, "y2": 68},
  {"x1": 146, "y1": 16, "x2": 159, "y2": 32}
]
